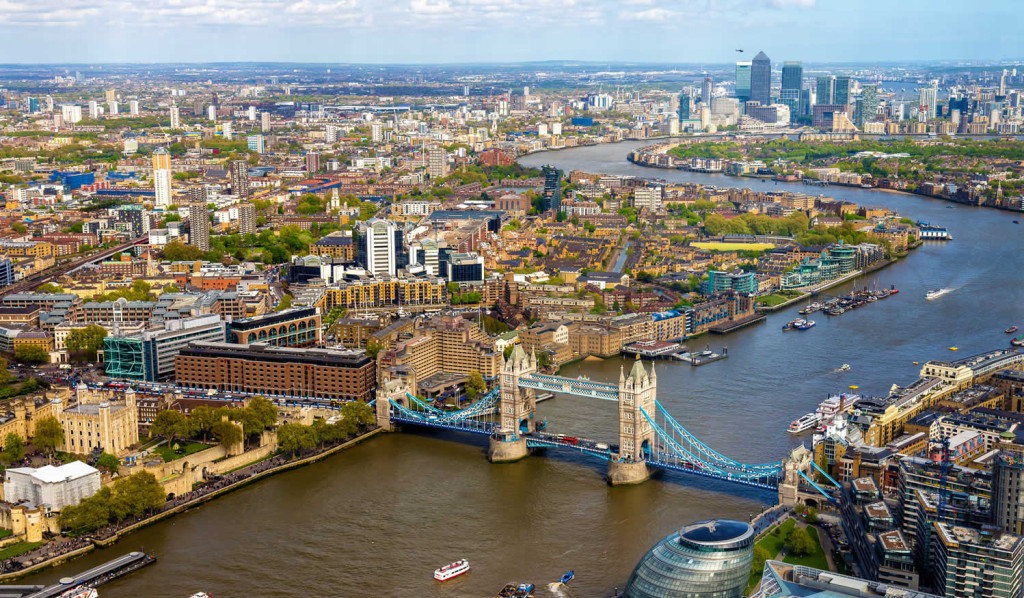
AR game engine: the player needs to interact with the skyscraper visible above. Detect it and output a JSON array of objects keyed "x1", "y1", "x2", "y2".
[
  {"x1": 749, "y1": 51, "x2": 771, "y2": 106},
  {"x1": 169, "y1": 105, "x2": 180, "y2": 129},
  {"x1": 152, "y1": 148, "x2": 172, "y2": 209},
  {"x1": 855, "y1": 84, "x2": 879, "y2": 128},
  {"x1": 734, "y1": 62, "x2": 751, "y2": 103},
  {"x1": 261, "y1": 111, "x2": 271, "y2": 132},
  {"x1": 678, "y1": 93, "x2": 691, "y2": 120},
  {"x1": 238, "y1": 203, "x2": 256, "y2": 236},
  {"x1": 701, "y1": 75, "x2": 714, "y2": 105},
  {"x1": 542, "y1": 166, "x2": 562, "y2": 213},
  {"x1": 780, "y1": 61, "x2": 803, "y2": 113},
  {"x1": 834, "y1": 76, "x2": 852, "y2": 108},
  {"x1": 187, "y1": 187, "x2": 210, "y2": 252},
  {"x1": 129, "y1": 100, "x2": 139, "y2": 116},
  {"x1": 356, "y1": 219, "x2": 402, "y2": 277},
  {"x1": 816, "y1": 76, "x2": 835, "y2": 105},
  {"x1": 919, "y1": 83, "x2": 938, "y2": 120},
  {"x1": 229, "y1": 160, "x2": 250, "y2": 200},
  {"x1": 428, "y1": 147, "x2": 448, "y2": 179}
]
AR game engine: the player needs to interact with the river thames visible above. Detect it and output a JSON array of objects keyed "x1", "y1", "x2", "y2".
[{"x1": 21, "y1": 140, "x2": 1024, "y2": 597}]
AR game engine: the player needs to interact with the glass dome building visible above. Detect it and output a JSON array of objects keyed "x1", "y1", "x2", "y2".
[{"x1": 624, "y1": 519, "x2": 755, "y2": 598}]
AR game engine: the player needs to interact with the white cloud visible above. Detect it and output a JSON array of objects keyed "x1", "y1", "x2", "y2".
[
  {"x1": 621, "y1": 7, "x2": 678, "y2": 20},
  {"x1": 410, "y1": 0, "x2": 452, "y2": 14},
  {"x1": 771, "y1": 0, "x2": 815, "y2": 6}
]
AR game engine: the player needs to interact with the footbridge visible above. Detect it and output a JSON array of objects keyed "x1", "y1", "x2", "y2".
[{"x1": 376, "y1": 346, "x2": 828, "y2": 502}]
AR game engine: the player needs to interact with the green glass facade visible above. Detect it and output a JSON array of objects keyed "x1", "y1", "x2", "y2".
[{"x1": 625, "y1": 519, "x2": 753, "y2": 598}]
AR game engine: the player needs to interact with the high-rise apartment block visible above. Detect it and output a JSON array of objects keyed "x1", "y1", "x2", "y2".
[
  {"x1": 169, "y1": 105, "x2": 180, "y2": 129},
  {"x1": 428, "y1": 147, "x2": 448, "y2": 179},
  {"x1": 542, "y1": 166, "x2": 562, "y2": 213},
  {"x1": 261, "y1": 111, "x2": 271, "y2": 132},
  {"x1": 355, "y1": 219, "x2": 403, "y2": 277},
  {"x1": 306, "y1": 152, "x2": 320, "y2": 173},
  {"x1": 238, "y1": 202, "x2": 256, "y2": 236},
  {"x1": 153, "y1": 148, "x2": 172, "y2": 209},
  {"x1": 229, "y1": 160, "x2": 250, "y2": 200},
  {"x1": 187, "y1": 187, "x2": 210, "y2": 252}
]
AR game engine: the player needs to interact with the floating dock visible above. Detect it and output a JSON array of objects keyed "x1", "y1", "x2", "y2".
[
  {"x1": 677, "y1": 350, "x2": 728, "y2": 366},
  {"x1": 11, "y1": 552, "x2": 157, "y2": 598},
  {"x1": 622, "y1": 340, "x2": 687, "y2": 360}
]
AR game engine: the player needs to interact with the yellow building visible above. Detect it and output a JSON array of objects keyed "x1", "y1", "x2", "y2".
[{"x1": 56, "y1": 388, "x2": 139, "y2": 457}]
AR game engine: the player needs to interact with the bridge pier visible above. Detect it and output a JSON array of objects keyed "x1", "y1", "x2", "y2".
[
  {"x1": 607, "y1": 458, "x2": 650, "y2": 486},
  {"x1": 488, "y1": 434, "x2": 530, "y2": 463}
]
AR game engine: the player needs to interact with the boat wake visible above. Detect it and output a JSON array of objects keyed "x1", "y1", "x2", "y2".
[
  {"x1": 926, "y1": 285, "x2": 961, "y2": 300},
  {"x1": 546, "y1": 582, "x2": 569, "y2": 597}
]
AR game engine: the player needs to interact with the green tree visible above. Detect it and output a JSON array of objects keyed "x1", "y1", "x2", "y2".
[
  {"x1": 162, "y1": 240, "x2": 204, "y2": 261},
  {"x1": 247, "y1": 397, "x2": 278, "y2": 430},
  {"x1": 274, "y1": 294, "x2": 293, "y2": 311},
  {"x1": 0, "y1": 356, "x2": 10, "y2": 387},
  {"x1": 703, "y1": 213, "x2": 728, "y2": 236},
  {"x1": 2, "y1": 432, "x2": 25, "y2": 463},
  {"x1": 11, "y1": 222, "x2": 26, "y2": 234},
  {"x1": 466, "y1": 370, "x2": 487, "y2": 401},
  {"x1": 210, "y1": 420, "x2": 243, "y2": 448},
  {"x1": 14, "y1": 345, "x2": 48, "y2": 364},
  {"x1": 65, "y1": 324, "x2": 108, "y2": 361},
  {"x1": 96, "y1": 452, "x2": 120, "y2": 471},
  {"x1": 366, "y1": 338, "x2": 383, "y2": 359},
  {"x1": 340, "y1": 401, "x2": 375, "y2": 430},
  {"x1": 277, "y1": 423, "x2": 317, "y2": 457},
  {"x1": 785, "y1": 527, "x2": 815, "y2": 557},
  {"x1": 151, "y1": 410, "x2": 189, "y2": 445},
  {"x1": 805, "y1": 506, "x2": 818, "y2": 523},
  {"x1": 188, "y1": 406, "x2": 221, "y2": 441},
  {"x1": 36, "y1": 283, "x2": 64, "y2": 294},
  {"x1": 751, "y1": 544, "x2": 770, "y2": 576},
  {"x1": 111, "y1": 471, "x2": 166, "y2": 518},
  {"x1": 34, "y1": 416, "x2": 65, "y2": 460}
]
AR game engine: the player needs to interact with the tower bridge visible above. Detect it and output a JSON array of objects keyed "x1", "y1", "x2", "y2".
[{"x1": 376, "y1": 345, "x2": 828, "y2": 503}]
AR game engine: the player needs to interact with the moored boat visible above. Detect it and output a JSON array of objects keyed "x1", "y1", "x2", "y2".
[
  {"x1": 789, "y1": 413, "x2": 817, "y2": 434},
  {"x1": 435, "y1": 559, "x2": 471, "y2": 582},
  {"x1": 1007, "y1": 326, "x2": 1019, "y2": 334},
  {"x1": 795, "y1": 319, "x2": 815, "y2": 330},
  {"x1": 1013, "y1": 335, "x2": 1024, "y2": 347}
]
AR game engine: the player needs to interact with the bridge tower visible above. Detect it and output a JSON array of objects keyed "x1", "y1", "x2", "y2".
[
  {"x1": 608, "y1": 359, "x2": 656, "y2": 485},
  {"x1": 375, "y1": 378, "x2": 412, "y2": 432},
  {"x1": 488, "y1": 345, "x2": 536, "y2": 463}
]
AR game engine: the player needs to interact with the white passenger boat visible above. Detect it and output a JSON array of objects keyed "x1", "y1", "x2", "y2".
[
  {"x1": 788, "y1": 413, "x2": 817, "y2": 434},
  {"x1": 435, "y1": 559, "x2": 471, "y2": 581}
]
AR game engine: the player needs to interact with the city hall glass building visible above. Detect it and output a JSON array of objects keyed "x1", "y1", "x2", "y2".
[{"x1": 625, "y1": 519, "x2": 754, "y2": 598}]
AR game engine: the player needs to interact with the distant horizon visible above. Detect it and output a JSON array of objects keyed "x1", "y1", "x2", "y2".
[{"x1": 0, "y1": 0, "x2": 1019, "y2": 65}]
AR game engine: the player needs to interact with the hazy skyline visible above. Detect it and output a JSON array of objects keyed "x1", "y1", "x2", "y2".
[{"x1": 0, "y1": 0, "x2": 1020, "y2": 65}]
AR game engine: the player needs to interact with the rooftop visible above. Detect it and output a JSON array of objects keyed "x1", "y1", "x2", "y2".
[{"x1": 7, "y1": 461, "x2": 99, "y2": 484}]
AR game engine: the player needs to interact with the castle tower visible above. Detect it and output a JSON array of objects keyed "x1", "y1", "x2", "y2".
[
  {"x1": 607, "y1": 358, "x2": 656, "y2": 485},
  {"x1": 488, "y1": 345, "x2": 535, "y2": 462}
]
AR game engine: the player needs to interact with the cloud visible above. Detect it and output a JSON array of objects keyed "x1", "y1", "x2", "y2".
[
  {"x1": 621, "y1": 7, "x2": 678, "y2": 20},
  {"x1": 770, "y1": 0, "x2": 815, "y2": 6},
  {"x1": 409, "y1": 0, "x2": 452, "y2": 14}
]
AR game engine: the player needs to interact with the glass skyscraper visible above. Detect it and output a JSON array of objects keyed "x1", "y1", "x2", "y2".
[
  {"x1": 735, "y1": 62, "x2": 751, "y2": 103},
  {"x1": 750, "y1": 51, "x2": 771, "y2": 106},
  {"x1": 855, "y1": 84, "x2": 879, "y2": 128},
  {"x1": 780, "y1": 61, "x2": 803, "y2": 113},
  {"x1": 835, "y1": 76, "x2": 852, "y2": 108},
  {"x1": 816, "y1": 76, "x2": 835, "y2": 105}
]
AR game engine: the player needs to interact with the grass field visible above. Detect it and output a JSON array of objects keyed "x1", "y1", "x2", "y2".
[
  {"x1": 756, "y1": 290, "x2": 804, "y2": 306},
  {"x1": 155, "y1": 441, "x2": 211, "y2": 463},
  {"x1": 745, "y1": 518, "x2": 796, "y2": 594},
  {"x1": 0, "y1": 541, "x2": 43, "y2": 560},
  {"x1": 783, "y1": 526, "x2": 830, "y2": 571},
  {"x1": 691, "y1": 242, "x2": 776, "y2": 252}
]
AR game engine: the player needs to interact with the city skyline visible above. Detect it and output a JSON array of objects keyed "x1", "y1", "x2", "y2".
[{"x1": 0, "y1": 0, "x2": 1020, "y2": 64}]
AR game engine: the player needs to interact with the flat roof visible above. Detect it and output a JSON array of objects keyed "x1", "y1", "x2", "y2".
[{"x1": 181, "y1": 341, "x2": 372, "y2": 368}]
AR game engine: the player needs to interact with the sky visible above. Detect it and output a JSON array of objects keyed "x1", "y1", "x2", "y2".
[{"x1": 0, "y1": 0, "x2": 1020, "y2": 64}]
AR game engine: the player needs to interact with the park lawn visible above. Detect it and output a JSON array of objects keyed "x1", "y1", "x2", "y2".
[
  {"x1": 745, "y1": 518, "x2": 796, "y2": 594},
  {"x1": 0, "y1": 541, "x2": 43, "y2": 560},
  {"x1": 783, "y1": 526, "x2": 830, "y2": 571},
  {"x1": 0, "y1": 529, "x2": 13, "y2": 539},
  {"x1": 154, "y1": 441, "x2": 211, "y2": 463}
]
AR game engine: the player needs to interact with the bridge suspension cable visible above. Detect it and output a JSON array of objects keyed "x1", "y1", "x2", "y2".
[{"x1": 653, "y1": 400, "x2": 782, "y2": 472}]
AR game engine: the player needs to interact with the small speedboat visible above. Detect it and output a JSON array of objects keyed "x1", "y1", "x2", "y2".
[
  {"x1": 837, "y1": 364, "x2": 850, "y2": 372},
  {"x1": 1007, "y1": 326, "x2": 1019, "y2": 334},
  {"x1": 435, "y1": 559, "x2": 471, "y2": 581},
  {"x1": 559, "y1": 570, "x2": 575, "y2": 584}
]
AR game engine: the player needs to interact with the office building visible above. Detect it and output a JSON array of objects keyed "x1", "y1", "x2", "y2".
[
  {"x1": 355, "y1": 219, "x2": 403, "y2": 277},
  {"x1": 543, "y1": 165, "x2": 562, "y2": 212},
  {"x1": 428, "y1": 147, "x2": 448, "y2": 179},
  {"x1": 816, "y1": 76, "x2": 835, "y2": 105},
  {"x1": 238, "y1": 202, "x2": 256, "y2": 236},
  {"x1": 856, "y1": 84, "x2": 880, "y2": 128},
  {"x1": 187, "y1": 187, "x2": 210, "y2": 252},
  {"x1": 229, "y1": 160, "x2": 250, "y2": 200},
  {"x1": 750, "y1": 51, "x2": 771, "y2": 106},
  {"x1": 754, "y1": 561, "x2": 941, "y2": 598},
  {"x1": 247, "y1": 134, "x2": 265, "y2": 154},
  {"x1": 103, "y1": 314, "x2": 227, "y2": 382},
  {"x1": 4, "y1": 462, "x2": 101, "y2": 512},
  {"x1": 152, "y1": 147, "x2": 172, "y2": 209},
  {"x1": 445, "y1": 252, "x2": 484, "y2": 284},
  {"x1": 169, "y1": 105, "x2": 180, "y2": 129},
  {"x1": 735, "y1": 62, "x2": 752, "y2": 103},
  {"x1": 931, "y1": 522, "x2": 1024, "y2": 598},
  {"x1": 175, "y1": 342, "x2": 377, "y2": 402},
  {"x1": 625, "y1": 519, "x2": 753, "y2": 598},
  {"x1": 701, "y1": 75, "x2": 713, "y2": 105},
  {"x1": 835, "y1": 76, "x2": 852, "y2": 108},
  {"x1": 226, "y1": 306, "x2": 321, "y2": 348},
  {"x1": 780, "y1": 61, "x2": 802, "y2": 113},
  {"x1": 678, "y1": 93, "x2": 691, "y2": 120}
]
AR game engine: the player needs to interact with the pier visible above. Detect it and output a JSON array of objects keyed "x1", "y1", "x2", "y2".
[{"x1": 0, "y1": 552, "x2": 156, "y2": 598}]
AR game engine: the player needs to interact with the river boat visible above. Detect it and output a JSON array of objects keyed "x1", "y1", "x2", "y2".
[
  {"x1": 1014, "y1": 220, "x2": 1020, "y2": 224},
  {"x1": 63, "y1": 590, "x2": 98, "y2": 598},
  {"x1": 435, "y1": 559, "x2": 471, "y2": 582},
  {"x1": 926, "y1": 288, "x2": 951, "y2": 300},
  {"x1": 799, "y1": 302, "x2": 822, "y2": 315},
  {"x1": 782, "y1": 319, "x2": 802, "y2": 331},
  {"x1": 1013, "y1": 335, "x2": 1024, "y2": 347},
  {"x1": 795, "y1": 320, "x2": 815, "y2": 330},
  {"x1": 497, "y1": 583, "x2": 535, "y2": 598},
  {"x1": 559, "y1": 571, "x2": 575, "y2": 584},
  {"x1": 1007, "y1": 326, "x2": 1019, "y2": 334},
  {"x1": 188, "y1": 594, "x2": 211, "y2": 598},
  {"x1": 837, "y1": 364, "x2": 850, "y2": 372},
  {"x1": 789, "y1": 413, "x2": 817, "y2": 434},
  {"x1": 816, "y1": 394, "x2": 861, "y2": 424}
]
